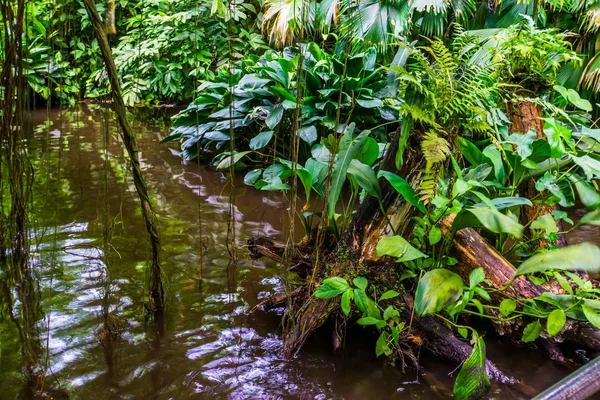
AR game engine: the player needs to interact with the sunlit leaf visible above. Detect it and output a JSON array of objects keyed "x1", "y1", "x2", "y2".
[
  {"x1": 516, "y1": 243, "x2": 600, "y2": 275},
  {"x1": 415, "y1": 269, "x2": 464, "y2": 315}
]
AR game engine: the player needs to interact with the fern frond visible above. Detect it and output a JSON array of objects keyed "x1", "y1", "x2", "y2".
[{"x1": 421, "y1": 130, "x2": 451, "y2": 170}]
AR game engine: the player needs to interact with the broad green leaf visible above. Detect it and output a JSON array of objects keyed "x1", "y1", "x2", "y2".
[
  {"x1": 341, "y1": 289, "x2": 352, "y2": 315},
  {"x1": 358, "y1": 137, "x2": 379, "y2": 166},
  {"x1": 452, "y1": 179, "x2": 472, "y2": 198},
  {"x1": 458, "y1": 137, "x2": 489, "y2": 166},
  {"x1": 516, "y1": 243, "x2": 600, "y2": 275},
  {"x1": 244, "y1": 169, "x2": 261, "y2": 186},
  {"x1": 581, "y1": 208, "x2": 600, "y2": 225},
  {"x1": 376, "y1": 236, "x2": 427, "y2": 263},
  {"x1": 314, "y1": 277, "x2": 350, "y2": 299},
  {"x1": 347, "y1": 160, "x2": 382, "y2": 200},
  {"x1": 472, "y1": 196, "x2": 532, "y2": 210},
  {"x1": 353, "y1": 277, "x2": 368, "y2": 291},
  {"x1": 531, "y1": 214, "x2": 558, "y2": 234},
  {"x1": 543, "y1": 118, "x2": 570, "y2": 158},
  {"x1": 547, "y1": 309, "x2": 566, "y2": 337},
  {"x1": 522, "y1": 320, "x2": 542, "y2": 343},
  {"x1": 483, "y1": 144, "x2": 505, "y2": 182},
  {"x1": 452, "y1": 207, "x2": 524, "y2": 239},
  {"x1": 469, "y1": 268, "x2": 485, "y2": 289},
  {"x1": 499, "y1": 299, "x2": 516, "y2": 316},
  {"x1": 504, "y1": 132, "x2": 536, "y2": 160},
  {"x1": 535, "y1": 172, "x2": 575, "y2": 207},
  {"x1": 328, "y1": 124, "x2": 370, "y2": 219},
  {"x1": 415, "y1": 269, "x2": 464, "y2": 316},
  {"x1": 380, "y1": 290, "x2": 400, "y2": 301},
  {"x1": 571, "y1": 155, "x2": 600, "y2": 181},
  {"x1": 297, "y1": 125, "x2": 318, "y2": 145},
  {"x1": 216, "y1": 151, "x2": 251, "y2": 170},
  {"x1": 249, "y1": 130, "x2": 274, "y2": 150},
  {"x1": 568, "y1": 174, "x2": 600, "y2": 210},
  {"x1": 375, "y1": 331, "x2": 390, "y2": 357},
  {"x1": 354, "y1": 289, "x2": 381, "y2": 319},
  {"x1": 377, "y1": 170, "x2": 426, "y2": 213},
  {"x1": 428, "y1": 226, "x2": 442, "y2": 245},
  {"x1": 265, "y1": 105, "x2": 284, "y2": 129},
  {"x1": 453, "y1": 334, "x2": 490, "y2": 400},
  {"x1": 582, "y1": 304, "x2": 600, "y2": 329}
]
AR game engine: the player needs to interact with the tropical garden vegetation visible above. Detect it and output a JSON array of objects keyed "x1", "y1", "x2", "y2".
[{"x1": 3, "y1": 0, "x2": 600, "y2": 397}]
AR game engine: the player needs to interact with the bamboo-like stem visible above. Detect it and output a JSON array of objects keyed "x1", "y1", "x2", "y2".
[{"x1": 81, "y1": 0, "x2": 164, "y2": 311}]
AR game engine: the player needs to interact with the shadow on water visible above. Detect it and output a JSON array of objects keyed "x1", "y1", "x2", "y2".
[{"x1": 1, "y1": 104, "x2": 599, "y2": 399}]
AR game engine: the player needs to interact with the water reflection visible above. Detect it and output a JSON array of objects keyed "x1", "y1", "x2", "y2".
[{"x1": 1, "y1": 104, "x2": 595, "y2": 399}]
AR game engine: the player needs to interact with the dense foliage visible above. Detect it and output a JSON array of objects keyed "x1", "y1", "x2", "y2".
[{"x1": 4, "y1": 0, "x2": 600, "y2": 397}]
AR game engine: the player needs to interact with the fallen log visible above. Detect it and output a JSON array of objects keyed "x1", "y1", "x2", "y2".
[
  {"x1": 248, "y1": 236, "x2": 517, "y2": 384},
  {"x1": 437, "y1": 214, "x2": 600, "y2": 359}
]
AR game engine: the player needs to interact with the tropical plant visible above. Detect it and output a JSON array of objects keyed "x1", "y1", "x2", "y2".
[{"x1": 163, "y1": 42, "x2": 397, "y2": 161}]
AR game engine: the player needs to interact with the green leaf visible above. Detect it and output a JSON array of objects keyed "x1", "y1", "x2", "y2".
[
  {"x1": 314, "y1": 277, "x2": 351, "y2": 299},
  {"x1": 581, "y1": 209, "x2": 600, "y2": 225},
  {"x1": 414, "y1": 269, "x2": 464, "y2": 316},
  {"x1": 469, "y1": 268, "x2": 485, "y2": 289},
  {"x1": 266, "y1": 105, "x2": 284, "y2": 129},
  {"x1": 568, "y1": 174, "x2": 600, "y2": 210},
  {"x1": 383, "y1": 305, "x2": 397, "y2": 320},
  {"x1": 547, "y1": 309, "x2": 566, "y2": 337},
  {"x1": 452, "y1": 207, "x2": 524, "y2": 239},
  {"x1": 375, "y1": 331, "x2": 391, "y2": 357},
  {"x1": 249, "y1": 130, "x2": 274, "y2": 150},
  {"x1": 378, "y1": 171, "x2": 426, "y2": 213},
  {"x1": 297, "y1": 125, "x2": 318, "y2": 145},
  {"x1": 353, "y1": 277, "x2": 368, "y2": 291},
  {"x1": 515, "y1": 243, "x2": 600, "y2": 275},
  {"x1": 244, "y1": 169, "x2": 261, "y2": 186},
  {"x1": 357, "y1": 316, "x2": 380, "y2": 326},
  {"x1": 347, "y1": 160, "x2": 382, "y2": 200},
  {"x1": 390, "y1": 325, "x2": 400, "y2": 345},
  {"x1": 582, "y1": 304, "x2": 600, "y2": 329},
  {"x1": 453, "y1": 334, "x2": 490, "y2": 400},
  {"x1": 358, "y1": 137, "x2": 379, "y2": 166},
  {"x1": 328, "y1": 124, "x2": 370, "y2": 219},
  {"x1": 472, "y1": 197, "x2": 532, "y2": 211},
  {"x1": 428, "y1": 226, "x2": 442, "y2": 245},
  {"x1": 376, "y1": 236, "x2": 428, "y2": 263},
  {"x1": 504, "y1": 132, "x2": 536, "y2": 160},
  {"x1": 499, "y1": 299, "x2": 516, "y2": 317},
  {"x1": 380, "y1": 290, "x2": 400, "y2": 301},
  {"x1": 354, "y1": 289, "x2": 381, "y2": 318},
  {"x1": 216, "y1": 151, "x2": 251, "y2": 169},
  {"x1": 341, "y1": 289, "x2": 352, "y2": 315},
  {"x1": 522, "y1": 320, "x2": 542, "y2": 343},
  {"x1": 543, "y1": 118, "x2": 570, "y2": 158},
  {"x1": 531, "y1": 214, "x2": 558, "y2": 235},
  {"x1": 535, "y1": 173, "x2": 575, "y2": 208},
  {"x1": 571, "y1": 155, "x2": 600, "y2": 181}
]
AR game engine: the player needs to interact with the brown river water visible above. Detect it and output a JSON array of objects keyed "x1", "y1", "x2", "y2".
[{"x1": 1, "y1": 104, "x2": 599, "y2": 399}]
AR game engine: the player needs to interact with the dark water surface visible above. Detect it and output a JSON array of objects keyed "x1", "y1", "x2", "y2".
[{"x1": 1, "y1": 105, "x2": 598, "y2": 399}]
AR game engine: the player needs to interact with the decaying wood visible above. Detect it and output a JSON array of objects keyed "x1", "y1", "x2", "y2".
[
  {"x1": 438, "y1": 214, "x2": 600, "y2": 358},
  {"x1": 248, "y1": 236, "x2": 516, "y2": 383}
]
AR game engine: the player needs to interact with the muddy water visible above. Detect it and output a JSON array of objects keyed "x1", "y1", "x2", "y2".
[{"x1": 0, "y1": 105, "x2": 597, "y2": 399}]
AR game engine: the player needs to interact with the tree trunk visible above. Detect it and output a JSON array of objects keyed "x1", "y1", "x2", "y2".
[
  {"x1": 506, "y1": 97, "x2": 567, "y2": 248},
  {"x1": 82, "y1": 0, "x2": 164, "y2": 310}
]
